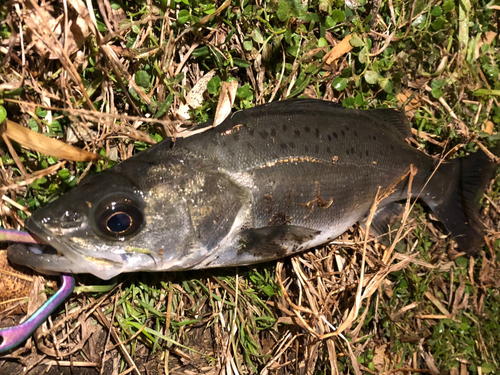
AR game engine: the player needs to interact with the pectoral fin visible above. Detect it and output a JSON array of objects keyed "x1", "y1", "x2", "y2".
[{"x1": 238, "y1": 225, "x2": 321, "y2": 261}]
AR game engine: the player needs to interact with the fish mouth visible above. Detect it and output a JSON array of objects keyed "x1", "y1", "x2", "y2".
[{"x1": 7, "y1": 219, "x2": 126, "y2": 280}]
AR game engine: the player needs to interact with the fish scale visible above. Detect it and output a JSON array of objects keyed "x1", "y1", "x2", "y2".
[
  {"x1": 7, "y1": 99, "x2": 498, "y2": 280},
  {"x1": 178, "y1": 100, "x2": 433, "y2": 230}
]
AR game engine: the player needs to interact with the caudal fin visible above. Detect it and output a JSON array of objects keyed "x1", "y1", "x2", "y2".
[{"x1": 424, "y1": 148, "x2": 499, "y2": 255}]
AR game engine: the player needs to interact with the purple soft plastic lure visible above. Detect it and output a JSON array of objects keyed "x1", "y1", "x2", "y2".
[
  {"x1": 0, "y1": 229, "x2": 75, "y2": 354},
  {"x1": 0, "y1": 274, "x2": 75, "y2": 353}
]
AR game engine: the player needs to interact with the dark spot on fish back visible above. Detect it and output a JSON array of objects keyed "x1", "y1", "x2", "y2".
[
  {"x1": 346, "y1": 149, "x2": 350, "y2": 155},
  {"x1": 289, "y1": 142, "x2": 295, "y2": 149},
  {"x1": 233, "y1": 134, "x2": 239, "y2": 142},
  {"x1": 333, "y1": 132, "x2": 338, "y2": 139},
  {"x1": 282, "y1": 124, "x2": 287, "y2": 132},
  {"x1": 354, "y1": 130, "x2": 358, "y2": 137},
  {"x1": 316, "y1": 128, "x2": 320, "y2": 138},
  {"x1": 259, "y1": 130, "x2": 269, "y2": 139},
  {"x1": 351, "y1": 147, "x2": 355, "y2": 154},
  {"x1": 222, "y1": 140, "x2": 227, "y2": 147},
  {"x1": 248, "y1": 128, "x2": 254, "y2": 136},
  {"x1": 294, "y1": 129, "x2": 301, "y2": 137},
  {"x1": 280, "y1": 142, "x2": 287, "y2": 150},
  {"x1": 365, "y1": 150, "x2": 369, "y2": 156},
  {"x1": 327, "y1": 147, "x2": 331, "y2": 153},
  {"x1": 373, "y1": 135, "x2": 377, "y2": 140},
  {"x1": 327, "y1": 134, "x2": 332, "y2": 141},
  {"x1": 304, "y1": 126, "x2": 310, "y2": 133},
  {"x1": 341, "y1": 129, "x2": 345, "y2": 137},
  {"x1": 390, "y1": 144, "x2": 394, "y2": 151},
  {"x1": 271, "y1": 128, "x2": 277, "y2": 137},
  {"x1": 304, "y1": 146, "x2": 309, "y2": 152},
  {"x1": 247, "y1": 142, "x2": 254, "y2": 151},
  {"x1": 345, "y1": 126, "x2": 350, "y2": 132}
]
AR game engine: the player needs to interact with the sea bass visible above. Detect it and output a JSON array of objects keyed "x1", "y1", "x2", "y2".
[{"x1": 8, "y1": 99, "x2": 498, "y2": 280}]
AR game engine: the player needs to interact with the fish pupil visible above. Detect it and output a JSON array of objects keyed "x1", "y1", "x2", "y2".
[
  {"x1": 107, "y1": 212, "x2": 132, "y2": 233},
  {"x1": 95, "y1": 195, "x2": 144, "y2": 239}
]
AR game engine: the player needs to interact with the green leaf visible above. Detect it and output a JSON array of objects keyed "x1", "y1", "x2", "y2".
[
  {"x1": 243, "y1": 39, "x2": 253, "y2": 51},
  {"x1": 318, "y1": 37, "x2": 328, "y2": 47},
  {"x1": 135, "y1": 70, "x2": 150, "y2": 88},
  {"x1": 58, "y1": 168, "x2": 70, "y2": 180},
  {"x1": 431, "y1": 88, "x2": 443, "y2": 98},
  {"x1": 0, "y1": 105, "x2": 6, "y2": 123},
  {"x1": 431, "y1": 17, "x2": 446, "y2": 31},
  {"x1": 110, "y1": 1, "x2": 121, "y2": 10},
  {"x1": 443, "y1": 0, "x2": 454, "y2": 13},
  {"x1": 455, "y1": 257, "x2": 468, "y2": 268},
  {"x1": 331, "y1": 9, "x2": 346, "y2": 23},
  {"x1": 262, "y1": 285, "x2": 276, "y2": 297},
  {"x1": 431, "y1": 79, "x2": 446, "y2": 89},
  {"x1": 379, "y1": 78, "x2": 392, "y2": 93},
  {"x1": 484, "y1": 65, "x2": 499, "y2": 79},
  {"x1": 237, "y1": 84, "x2": 253, "y2": 99},
  {"x1": 358, "y1": 47, "x2": 369, "y2": 63},
  {"x1": 364, "y1": 70, "x2": 379, "y2": 84},
  {"x1": 28, "y1": 118, "x2": 38, "y2": 132},
  {"x1": 232, "y1": 58, "x2": 252, "y2": 68},
  {"x1": 431, "y1": 6, "x2": 442, "y2": 17},
  {"x1": 277, "y1": 0, "x2": 291, "y2": 22},
  {"x1": 349, "y1": 34, "x2": 364, "y2": 47},
  {"x1": 277, "y1": 0, "x2": 307, "y2": 22},
  {"x1": 354, "y1": 93, "x2": 364, "y2": 107},
  {"x1": 207, "y1": 76, "x2": 222, "y2": 95},
  {"x1": 96, "y1": 20, "x2": 107, "y2": 32},
  {"x1": 482, "y1": 363, "x2": 495, "y2": 374},
  {"x1": 332, "y1": 77, "x2": 347, "y2": 91},
  {"x1": 177, "y1": 9, "x2": 190, "y2": 25},
  {"x1": 36, "y1": 107, "x2": 48, "y2": 118},
  {"x1": 325, "y1": 16, "x2": 336, "y2": 29},
  {"x1": 154, "y1": 94, "x2": 173, "y2": 119},
  {"x1": 252, "y1": 28, "x2": 264, "y2": 44}
]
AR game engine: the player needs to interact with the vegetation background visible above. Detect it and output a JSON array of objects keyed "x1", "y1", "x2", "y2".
[{"x1": 0, "y1": 0, "x2": 499, "y2": 374}]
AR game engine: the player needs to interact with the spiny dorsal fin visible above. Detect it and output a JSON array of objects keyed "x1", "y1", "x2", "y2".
[
  {"x1": 364, "y1": 108, "x2": 412, "y2": 139},
  {"x1": 271, "y1": 99, "x2": 412, "y2": 139}
]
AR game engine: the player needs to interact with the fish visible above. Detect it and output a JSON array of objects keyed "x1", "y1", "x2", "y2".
[{"x1": 7, "y1": 99, "x2": 499, "y2": 280}]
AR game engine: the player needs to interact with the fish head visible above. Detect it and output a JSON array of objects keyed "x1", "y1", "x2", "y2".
[{"x1": 12, "y1": 153, "x2": 222, "y2": 280}]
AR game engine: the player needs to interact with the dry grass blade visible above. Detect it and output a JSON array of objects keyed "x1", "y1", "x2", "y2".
[{"x1": 1, "y1": 120, "x2": 100, "y2": 161}]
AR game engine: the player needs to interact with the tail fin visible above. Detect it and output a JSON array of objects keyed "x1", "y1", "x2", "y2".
[{"x1": 423, "y1": 148, "x2": 499, "y2": 255}]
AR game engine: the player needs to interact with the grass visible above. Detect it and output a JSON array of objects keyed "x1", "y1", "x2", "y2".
[{"x1": 0, "y1": 0, "x2": 499, "y2": 374}]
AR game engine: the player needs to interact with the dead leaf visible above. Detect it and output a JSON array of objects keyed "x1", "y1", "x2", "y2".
[
  {"x1": 323, "y1": 34, "x2": 353, "y2": 65},
  {"x1": 397, "y1": 89, "x2": 421, "y2": 112},
  {"x1": 213, "y1": 81, "x2": 238, "y2": 127},
  {"x1": 177, "y1": 70, "x2": 216, "y2": 120},
  {"x1": 1, "y1": 120, "x2": 100, "y2": 162},
  {"x1": 25, "y1": 5, "x2": 89, "y2": 59},
  {"x1": 475, "y1": 31, "x2": 498, "y2": 59},
  {"x1": 483, "y1": 120, "x2": 494, "y2": 135},
  {"x1": 372, "y1": 344, "x2": 387, "y2": 372}
]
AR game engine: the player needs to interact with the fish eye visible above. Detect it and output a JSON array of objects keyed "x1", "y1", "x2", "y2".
[{"x1": 95, "y1": 196, "x2": 143, "y2": 239}]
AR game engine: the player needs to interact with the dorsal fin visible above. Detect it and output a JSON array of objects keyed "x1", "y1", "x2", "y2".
[
  {"x1": 364, "y1": 108, "x2": 412, "y2": 139},
  {"x1": 257, "y1": 99, "x2": 412, "y2": 139}
]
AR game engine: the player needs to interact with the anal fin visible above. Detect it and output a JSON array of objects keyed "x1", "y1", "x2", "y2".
[{"x1": 360, "y1": 202, "x2": 405, "y2": 246}]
